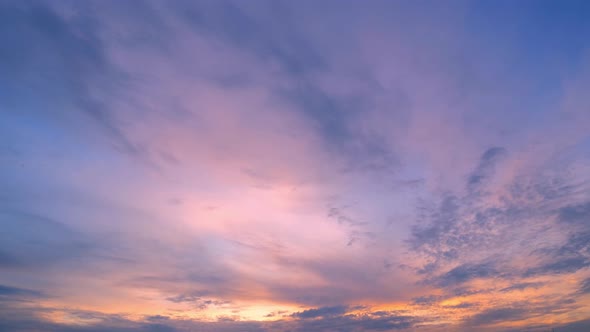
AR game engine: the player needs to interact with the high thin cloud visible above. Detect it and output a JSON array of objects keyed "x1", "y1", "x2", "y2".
[{"x1": 1, "y1": 0, "x2": 590, "y2": 331}]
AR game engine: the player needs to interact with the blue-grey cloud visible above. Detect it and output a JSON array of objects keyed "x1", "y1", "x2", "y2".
[
  {"x1": 445, "y1": 302, "x2": 477, "y2": 309},
  {"x1": 407, "y1": 142, "x2": 590, "y2": 320},
  {"x1": 466, "y1": 307, "x2": 528, "y2": 326},
  {"x1": 179, "y1": 1, "x2": 326, "y2": 76},
  {"x1": 558, "y1": 202, "x2": 590, "y2": 224},
  {"x1": 524, "y1": 201, "x2": 590, "y2": 277},
  {"x1": 292, "y1": 305, "x2": 349, "y2": 319},
  {"x1": 0, "y1": 1, "x2": 137, "y2": 155},
  {"x1": 166, "y1": 291, "x2": 230, "y2": 310},
  {"x1": 499, "y1": 282, "x2": 545, "y2": 293},
  {"x1": 0, "y1": 210, "x2": 91, "y2": 268},
  {"x1": 433, "y1": 262, "x2": 499, "y2": 288},
  {"x1": 579, "y1": 278, "x2": 590, "y2": 294},
  {"x1": 175, "y1": 1, "x2": 398, "y2": 173},
  {"x1": 411, "y1": 295, "x2": 442, "y2": 306},
  {"x1": 410, "y1": 194, "x2": 460, "y2": 266},
  {"x1": 525, "y1": 257, "x2": 590, "y2": 277},
  {"x1": 0, "y1": 284, "x2": 43, "y2": 300},
  {"x1": 556, "y1": 319, "x2": 590, "y2": 332},
  {"x1": 467, "y1": 147, "x2": 507, "y2": 188},
  {"x1": 465, "y1": 296, "x2": 580, "y2": 328}
]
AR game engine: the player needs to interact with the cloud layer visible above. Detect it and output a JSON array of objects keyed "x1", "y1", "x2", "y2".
[{"x1": 1, "y1": 0, "x2": 590, "y2": 331}]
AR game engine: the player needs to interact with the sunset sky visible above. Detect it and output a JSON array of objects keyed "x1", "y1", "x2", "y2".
[{"x1": 1, "y1": 1, "x2": 590, "y2": 331}]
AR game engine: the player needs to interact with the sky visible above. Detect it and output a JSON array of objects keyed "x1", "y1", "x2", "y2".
[{"x1": 1, "y1": 0, "x2": 590, "y2": 331}]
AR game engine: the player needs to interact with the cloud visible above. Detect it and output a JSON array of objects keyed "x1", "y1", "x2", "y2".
[
  {"x1": 0, "y1": 210, "x2": 91, "y2": 268},
  {"x1": 558, "y1": 202, "x2": 590, "y2": 224},
  {"x1": 445, "y1": 302, "x2": 477, "y2": 309},
  {"x1": 405, "y1": 141, "x2": 590, "y2": 325},
  {"x1": 467, "y1": 147, "x2": 507, "y2": 188},
  {"x1": 578, "y1": 278, "x2": 590, "y2": 294},
  {"x1": 464, "y1": 296, "x2": 581, "y2": 329},
  {"x1": 412, "y1": 295, "x2": 442, "y2": 306},
  {"x1": 0, "y1": 1, "x2": 137, "y2": 154},
  {"x1": 524, "y1": 257, "x2": 590, "y2": 277},
  {"x1": 2, "y1": 275, "x2": 425, "y2": 332},
  {"x1": 179, "y1": 1, "x2": 326, "y2": 76},
  {"x1": 409, "y1": 194, "x2": 461, "y2": 267},
  {"x1": 292, "y1": 305, "x2": 349, "y2": 319},
  {"x1": 0, "y1": 304, "x2": 428, "y2": 332},
  {"x1": 2, "y1": 0, "x2": 590, "y2": 331},
  {"x1": 289, "y1": 313, "x2": 418, "y2": 331},
  {"x1": 523, "y1": 201, "x2": 590, "y2": 277},
  {"x1": 165, "y1": 291, "x2": 230, "y2": 310},
  {"x1": 466, "y1": 307, "x2": 529, "y2": 326},
  {"x1": 499, "y1": 282, "x2": 545, "y2": 293},
  {"x1": 557, "y1": 319, "x2": 590, "y2": 332},
  {"x1": 433, "y1": 262, "x2": 499, "y2": 288},
  {"x1": 0, "y1": 284, "x2": 43, "y2": 300}
]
